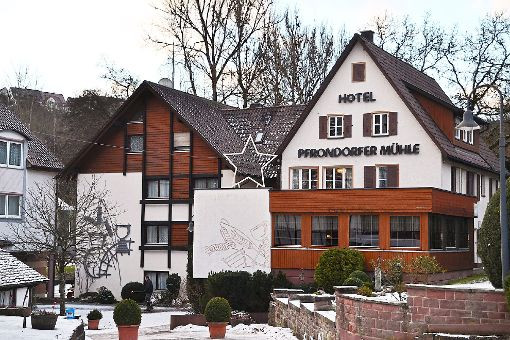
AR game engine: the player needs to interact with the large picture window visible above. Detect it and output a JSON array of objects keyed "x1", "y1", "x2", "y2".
[
  {"x1": 429, "y1": 214, "x2": 469, "y2": 250},
  {"x1": 328, "y1": 115, "x2": 343, "y2": 138},
  {"x1": 291, "y1": 168, "x2": 318, "y2": 190},
  {"x1": 0, "y1": 140, "x2": 22, "y2": 168},
  {"x1": 311, "y1": 216, "x2": 338, "y2": 246},
  {"x1": 390, "y1": 216, "x2": 420, "y2": 247},
  {"x1": 372, "y1": 113, "x2": 388, "y2": 136},
  {"x1": 274, "y1": 215, "x2": 301, "y2": 246},
  {"x1": 144, "y1": 271, "x2": 168, "y2": 290},
  {"x1": 349, "y1": 215, "x2": 379, "y2": 247},
  {"x1": 0, "y1": 194, "x2": 21, "y2": 218},
  {"x1": 146, "y1": 225, "x2": 169, "y2": 244},
  {"x1": 146, "y1": 179, "x2": 170, "y2": 198},
  {"x1": 323, "y1": 167, "x2": 352, "y2": 189}
]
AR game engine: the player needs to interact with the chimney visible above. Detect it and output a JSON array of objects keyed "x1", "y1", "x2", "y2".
[{"x1": 360, "y1": 30, "x2": 374, "y2": 43}]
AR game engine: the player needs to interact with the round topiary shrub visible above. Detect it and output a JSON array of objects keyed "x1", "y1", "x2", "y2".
[
  {"x1": 204, "y1": 297, "x2": 231, "y2": 323},
  {"x1": 87, "y1": 309, "x2": 103, "y2": 320},
  {"x1": 314, "y1": 248, "x2": 364, "y2": 294},
  {"x1": 478, "y1": 180, "x2": 510, "y2": 288},
  {"x1": 96, "y1": 286, "x2": 116, "y2": 304},
  {"x1": 113, "y1": 299, "x2": 142, "y2": 326},
  {"x1": 343, "y1": 277, "x2": 364, "y2": 287},
  {"x1": 121, "y1": 282, "x2": 145, "y2": 303},
  {"x1": 349, "y1": 270, "x2": 371, "y2": 284}
]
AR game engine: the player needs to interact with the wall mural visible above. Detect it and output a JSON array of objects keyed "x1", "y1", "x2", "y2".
[
  {"x1": 81, "y1": 206, "x2": 134, "y2": 284},
  {"x1": 204, "y1": 219, "x2": 269, "y2": 270}
]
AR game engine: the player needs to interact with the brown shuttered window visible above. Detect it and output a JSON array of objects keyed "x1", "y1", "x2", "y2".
[
  {"x1": 319, "y1": 116, "x2": 327, "y2": 139},
  {"x1": 352, "y1": 63, "x2": 366, "y2": 82},
  {"x1": 387, "y1": 165, "x2": 399, "y2": 187},
  {"x1": 343, "y1": 115, "x2": 352, "y2": 138},
  {"x1": 389, "y1": 112, "x2": 398, "y2": 136},
  {"x1": 364, "y1": 166, "x2": 376, "y2": 188},
  {"x1": 451, "y1": 167, "x2": 457, "y2": 192},
  {"x1": 363, "y1": 113, "x2": 372, "y2": 137}
]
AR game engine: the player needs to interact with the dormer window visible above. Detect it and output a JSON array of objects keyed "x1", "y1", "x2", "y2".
[
  {"x1": 352, "y1": 62, "x2": 366, "y2": 82},
  {"x1": 454, "y1": 118, "x2": 473, "y2": 145},
  {"x1": 255, "y1": 132, "x2": 264, "y2": 144},
  {"x1": 0, "y1": 140, "x2": 23, "y2": 168}
]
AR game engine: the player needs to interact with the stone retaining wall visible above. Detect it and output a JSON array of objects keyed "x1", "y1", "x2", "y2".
[{"x1": 269, "y1": 289, "x2": 336, "y2": 340}]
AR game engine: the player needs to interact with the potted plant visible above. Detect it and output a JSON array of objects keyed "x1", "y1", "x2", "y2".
[
  {"x1": 31, "y1": 310, "x2": 58, "y2": 330},
  {"x1": 87, "y1": 309, "x2": 103, "y2": 330},
  {"x1": 113, "y1": 299, "x2": 142, "y2": 340},
  {"x1": 204, "y1": 297, "x2": 231, "y2": 339}
]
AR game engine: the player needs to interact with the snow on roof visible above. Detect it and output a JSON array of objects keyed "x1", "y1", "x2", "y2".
[{"x1": 0, "y1": 250, "x2": 48, "y2": 289}]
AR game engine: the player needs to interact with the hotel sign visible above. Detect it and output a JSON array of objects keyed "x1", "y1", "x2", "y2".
[
  {"x1": 298, "y1": 143, "x2": 420, "y2": 158},
  {"x1": 338, "y1": 91, "x2": 376, "y2": 103}
]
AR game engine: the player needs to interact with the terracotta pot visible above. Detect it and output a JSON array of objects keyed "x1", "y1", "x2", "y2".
[
  {"x1": 208, "y1": 322, "x2": 227, "y2": 339},
  {"x1": 88, "y1": 319, "x2": 100, "y2": 330},
  {"x1": 31, "y1": 314, "x2": 58, "y2": 330},
  {"x1": 117, "y1": 325, "x2": 139, "y2": 340}
]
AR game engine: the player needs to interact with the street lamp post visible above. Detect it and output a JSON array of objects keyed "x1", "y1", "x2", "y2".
[{"x1": 457, "y1": 85, "x2": 508, "y2": 284}]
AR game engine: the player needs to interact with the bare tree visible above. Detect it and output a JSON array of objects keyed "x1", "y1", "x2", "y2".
[
  {"x1": 4, "y1": 177, "x2": 120, "y2": 315},
  {"x1": 152, "y1": 0, "x2": 272, "y2": 103},
  {"x1": 101, "y1": 61, "x2": 140, "y2": 98},
  {"x1": 4, "y1": 65, "x2": 42, "y2": 90}
]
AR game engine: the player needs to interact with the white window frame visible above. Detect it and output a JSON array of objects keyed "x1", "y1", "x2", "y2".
[
  {"x1": 455, "y1": 168, "x2": 464, "y2": 194},
  {"x1": 323, "y1": 166, "x2": 353, "y2": 189},
  {"x1": 146, "y1": 225, "x2": 169, "y2": 244},
  {"x1": 327, "y1": 115, "x2": 344, "y2": 138},
  {"x1": 376, "y1": 166, "x2": 388, "y2": 188},
  {"x1": 0, "y1": 194, "x2": 21, "y2": 218},
  {"x1": 291, "y1": 168, "x2": 318, "y2": 190},
  {"x1": 0, "y1": 140, "x2": 23, "y2": 169},
  {"x1": 372, "y1": 113, "x2": 389, "y2": 136}
]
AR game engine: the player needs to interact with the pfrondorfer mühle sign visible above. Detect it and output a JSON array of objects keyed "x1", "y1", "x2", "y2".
[{"x1": 298, "y1": 143, "x2": 420, "y2": 158}]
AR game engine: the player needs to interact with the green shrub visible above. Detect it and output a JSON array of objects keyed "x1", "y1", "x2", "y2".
[
  {"x1": 343, "y1": 277, "x2": 364, "y2": 287},
  {"x1": 273, "y1": 271, "x2": 293, "y2": 288},
  {"x1": 113, "y1": 299, "x2": 142, "y2": 326},
  {"x1": 478, "y1": 179, "x2": 510, "y2": 288},
  {"x1": 204, "y1": 297, "x2": 231, "y2": 323},
  {"x1": 166, "y1": 273, "x2": 181, "y2": 303},
  {"x1": 207, "y1": 271, "x2": 251, "y2": 311},
  {"x1": 96, "y1": 286, "x2": 116, "y2": 304},
  {"x1": 247, "y1": 271, "x2": 274, "y2": 312},
  {"x1": 357, "y1": 285, "x2": 373, "y2": 297},
  {"x1": 504, "y1": 275, "x2": 510, "y2": 310},
  {"x1": 406, "y1": 256, "x2": 444, "y2": 283},
  {"x1": 121, "y1": 282, "x2": 145, "y2": 303},
  {"x1": 87, "y1": 309, "x2": 103, "y2": 320},
  {"x1": 349, "y1": 270, "x2": 371, "y2": 284},
  {"x1": 314, "y1": 248, "x2": 364, "y2": 294}
]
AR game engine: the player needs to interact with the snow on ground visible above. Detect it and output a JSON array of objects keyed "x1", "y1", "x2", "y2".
[
  {"x1": 165, "y1": 324, "x2": 298, "y2": 340},
  {"x1": 0, "y1": 314, "x2": 81, "y2": 340},
  {"x1": 446, "y1": 280, "x2": 496, "y2": 290}
]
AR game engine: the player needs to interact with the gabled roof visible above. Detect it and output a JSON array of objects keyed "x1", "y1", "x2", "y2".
[
  {"x1": 0, "y1": 250, "x2": 48, "y2": 289},
  {"x1": 276, "y1": 33, "x2": 499, "y2": 174},
  {"x1": 0, "y1": 104, "x2": 63, "y2": 170}
]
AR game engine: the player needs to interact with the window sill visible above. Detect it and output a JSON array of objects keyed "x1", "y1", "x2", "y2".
[
  {"x1": 327, "y1": 136, "x2": 344, "y2": 139},
  {"x1": 0, "y1": 164, "x2": 24, "y2": 170},
  {"x1": 371, "y1": 134, "x2": 389, "y2": 137},
  {"x1": 127, "y1": 151, "x2": 143, "y2": 155}
]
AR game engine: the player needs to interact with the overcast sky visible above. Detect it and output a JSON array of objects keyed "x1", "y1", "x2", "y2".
[{"x1": 0, "y1": 0, "x2": 508, "y2": 98}]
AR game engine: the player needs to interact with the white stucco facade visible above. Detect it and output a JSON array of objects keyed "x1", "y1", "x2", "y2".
[{"x1": 281, "y1": 43, "x2": 443, "y2": 190}]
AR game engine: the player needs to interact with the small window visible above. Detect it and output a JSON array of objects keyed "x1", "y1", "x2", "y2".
[
  {"x1": 9, "y1": 142, "x2": 22, "y2": 167},
  {"x1": 146, "y1": 179, "x2": 170, "y2": 198},
  {"x1": 129, "y1": 135, "x2": 143, "y2": 153},
  {"x1": 352, "y1": 62, "x2": 366, "y2": 82},
  {"x1": 144, "y1": 271, "x2": 169, "y2": 290},
  {"x1": 480, "y1": 175, "x2": 486, "y2": 197},
  {"x1": 0, "y1": 141, "x2": 6, "y2": 165},
  {"x1": 311, "y1": 216, "x2": 338, "y2": 246},
  {"x1": 466, "y1": 130, "x2": 473, "y2": 145},
  {"x1": 454, "y1": 118, "x2": 461, "y2": 140},
  {"x1": 0, "y1": 141, "x2": 23, "y2": 168},
  {"x1": 372, "y1": 113, "x2": 388, "y2": 136},
  {"x1": 328, "y1": 115, "x2": 343, "y2": 138},
  {"x1": 194, "y1": 178, "x2": 218, "y2": 189},
  {"x1": 390, "y1": 216, "x2": 420, "y2": 247},
  {"x1": 146, "y1": 225, "x2": 169, "y2": 244},
  {"x1": 291, "y1": 168, "x2": 318, "y2": 190},
  {"x1": 323, "y1": 167, "x2": 352, "y2": 189},
  {"x1": 349, "y1": 215, "x2": 379, "y2": 247},
  {"x1": 274, "y1": 214, "x2": 301, "y2": 246},
  {"x1": 174, "y1": 132, "x2": 191, "y2": 152},
  {"x1": 377, "y1": 166, "x2": 388, "y2": 188},
  {"x1": 255, "y1": 132, "x2": 264, "y2": 144},
  {"x1": 0, "y1": 194, "x2": 21, "y2": 218}
]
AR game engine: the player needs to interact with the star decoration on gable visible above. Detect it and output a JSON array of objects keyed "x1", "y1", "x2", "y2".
[{"x1": 224, "y1": 135, "x2": 278, "y2": 188}]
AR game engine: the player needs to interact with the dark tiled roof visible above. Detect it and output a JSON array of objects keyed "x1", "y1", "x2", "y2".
[
  {"x1": 0, "y1": 104, "x2": 63, "y2": 170},
  {"x1": 0, "y1": 250, "x2": 48, "y2": 288},
  {"x1": 359, "y1": 35, "x2": 499, "y2": 173}
]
